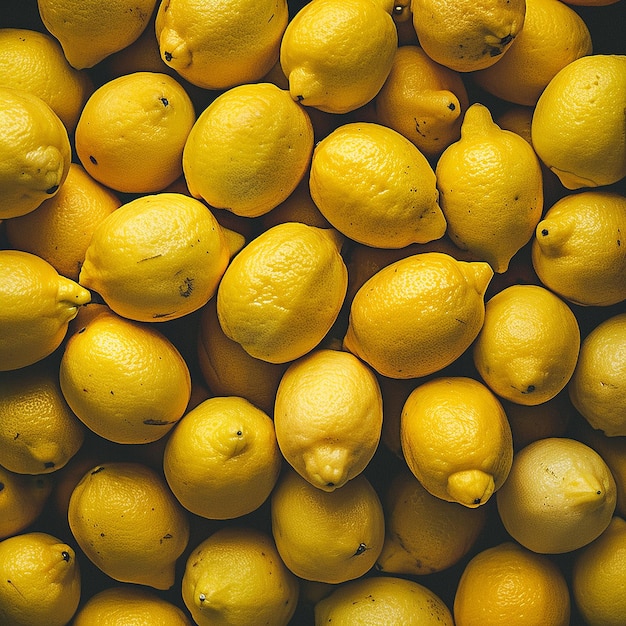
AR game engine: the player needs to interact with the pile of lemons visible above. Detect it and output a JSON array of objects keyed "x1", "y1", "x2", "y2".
[{"x1": 0, "y1": 0, "x2": 625, "y2": 624}]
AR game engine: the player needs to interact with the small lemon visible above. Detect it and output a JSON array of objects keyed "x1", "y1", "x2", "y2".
[
  {"x1": 496, "y1": 437, "x2": 617, "y2": 553},
  {"x1": 343, "y1": 252, "x2": 493, "y2": 379},
  {"x1": 531, "y1": 54, "x2": 626, "y2": 189},
  {"x1": 279, "y1": 0, "x2": 397, "y2": 113},
  {"x1": 309, "y1": 121, "x2": 446, "y2": 249},
  {"x1": 0, "y1": 531, "x2": 81, "y2": 626},
  {"x1": 274, "y1": 348, "x2": 383, "y2": 491},
  {"x1": 79, "y1": 192, "x2": 231, "y2": 322},
  {"x1": 217, "y1": 222, "x2": 347, "y2": 364},
  {"x1": 183, "y1": 82, "x2": 313, "y2": 218},
  {"x1": 0, "y1": 250, "x2": 91, "y2": 371},
  {"x1": 271, "y1": 468, "x2": 385, "y2": 584},
  {"x1": 68, "y1": 461, "x2": 190, "y2": 589},
  {"x1": 181, "y1": 526, "x2": 299, "y2": 626},
  {"x1": 435, "y1": 103, "x2": 544, "y2": 273}
]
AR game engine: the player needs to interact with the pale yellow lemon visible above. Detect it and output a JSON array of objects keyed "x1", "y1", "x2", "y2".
[{"x1": 309, "y1": 121, "x2": 446, "y2": 248}]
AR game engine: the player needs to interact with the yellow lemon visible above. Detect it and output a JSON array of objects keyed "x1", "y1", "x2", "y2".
[
  {"x1": 217, "y1": 222, "x2": 347, "y2": 364},
  {"x1": 79, "y1": 192, "x2": 230, "y2": 322},
  {"x1": 0, "y1": 250, "x2": 91, "y2": 371},
  {"x1": 279, "y1": 0, "x2": 397, "y2": 113},
  {"x1": 453, "y1": 541, "x2": 571, "y2": 626},
  {"x1": 59, "y1": 307, "x2": 191, "y2": 444},
  {"x1": 410, "y1": 0, "x2": 526, "y2": 72},
  {"x1": 496, "y1": 437, "x2": 617, "y2": 553},
  {"x1": 0, "y1": 27, "x2": 93, "y2": 131},
  {"x1": 37, "y1": 0, "x2": 158, "y2": 69},
  {"x1": 0, "y1": 531, "x2": 81, "y2": 626},
  {"x1": 183, "y1": 82, "x2": 313, "y2": 218},
  {"x1": 0, "y1": 86, "x2": 71, "y2": 219},
  {"x1": 75, "y1": 71, "x2": 196, "y2": 193},
  {"x1": 274, "y1": 348, "x2": 383, "y2": 491},
  {"x1": 68, "y1": 461, "x2": 189, "y2": 589},
  {"x1": 531, "y1": 190, "x2": 626, "y2": 306},
  {"x1": 309, "y1": 121, "x2": 446, "y2": 248},
  {"x1": 473, "y1": 284, "x2": 581, "y2": 405},
  {"x1": 314, "y1": 575, "x2": 454, "y2": 625},
  {"x1": 376, "y1": 466, "x2": 489, "y2": 575},
  {"x1": 531, "y1": 54, "x2": 626, "y2": 189},
  {"x1": 181, "y1": 526, "x2": 299, "y2": 626},
  {"x1": 343, "y1": 252, "x2": 493, "y2": 379},
  {"x1": 374, "y1": 45, "x2": 470, "y2": 158},
  {"x1": 435, "y1": 103, "x2": 544, "y2": 273},
  {"x1": 271, "y1": 468, "x2": 385, "y2": 584},
  {"x1": 5, "y1": 163, "x2": 121, "y2": 281}
]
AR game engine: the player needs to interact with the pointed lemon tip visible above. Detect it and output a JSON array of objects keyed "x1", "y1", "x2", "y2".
[{"x1": 447, "y1": 469, "x2": 495, "y2": 508}]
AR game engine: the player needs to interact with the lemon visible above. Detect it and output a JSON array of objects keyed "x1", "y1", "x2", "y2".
[
  {"x1": 68, "y1": 461, "x2": 189, "y2": 589},
  {"x1": 181, "y1": 526, "x2": 299, "y2": 626},
  {"x1": 376, "y1": 466, "x2": 488, "y2": 575},
  {"x1": 0, "y1": 27, "x2": 93, "y2": 131},
  {"x1": 343, "y1": 252, "x2": 493, "y2": 379},
  {"x1": 79, "y1": 192, "x2": 231, "y2": 322},
  {"x1": 274, "y1": 348, "x2": 383, "y2": 491},
  {"x1": 271, "y1": 468, "x2": 385, "y2": 584},
  {"x1": 0, "y1": 531, "x2": 81, "y2": 626},
  {"x1": 453, "y1": 541, "x2": 571, "y2": 626},
  {"x1": 531, "y1": 54, "x2": 626, "y2": 189},
  {"x1": 59, "y1": 307, "x2": 191, "y2": 444},
  {"x1": 531, "y1": 190, "x2": 626, "y2": 306},
  {"x1": 569, "y1": 313, "x2": 626, "y2": 436},
  {"x1": 0, "y1": 250, "x2": 91, "y2": 371},
  {"x1": 183, "y1": 82, "x2": 313, "y2": 218},
  {"x1": 75, "y1": 71, "x2": 196, "y2": 193},
  {"x1": 309, "y1": 121, "x2": 446, "y2": 248},
  {"x1": 5, "y1": 163, "x2": 122, "y2": 281},
  {"x1": 0, "y1": 86, "x2": 71, "y2": 219},
  {"x1": 473, "y1": 284, "x2": 580, "y2": 405},
  {"x1": 410, "y1": 0, "x2": 526, "y2": 72},
  {"x1": 435, "y1": 103, "x2": 543, "y2": 273},
  {"x1": 279, "y1": 0, "x2": 397, "y2": 113},
  {"x1": 72, "y1": 585, "x2": 192, "y2": 626},
  {"x1": 217, "y1": 222, "x2": 347, "y2": 364},
  {"x1": 496, "y1": 437, "x2": 617, "y2": 553},
  {"x1": 314, "y1": 575, "x2": 454, "y2": 625},
  {"x1": 37, "y1": 0, "x2": 158, "y2": 69}
]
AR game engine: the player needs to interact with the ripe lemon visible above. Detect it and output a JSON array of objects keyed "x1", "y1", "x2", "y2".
[
  {"x1": 531, "y1": 54, "x2": 626, "y2": 189},
  {"x1": 217, "y1": 222, "x2": 347, "y2": 363},
  {"x1": 453, "y1": 541, "x2": 571, "y2": 626},
  {"x1": 37, "y1": 0, "x2": 158, "y2": 69},
  {"x1": 75, "y1": 71, "x2": 196, "y2": 193},
  {"x1": 274, "y1": 348, "x2": 383, "y2": 491},
  {"x1": 279, "y1": 0, "x2": 397, "y2": 113},
  {"x1": 314, "y1": 575, "x2": 454, "y2": 625},
  {"x1": 374, "y1": 45, "x2": 470, "y2": 158},
  {"x1": 496, "y1": 437, "x2": 617, "y2": 553},
  {"x1": 68, "y1": 461, "x2": 189, "y2": 589},
  {"x1": 181, "y1": 526, "x2": 299, "y2": 626},
  {"x1": 0, "y1": 250, "x2": 91, "y2": 371},
  {"x1": 309, "y1": 121, "x2": 446, "y2": 248},
  {"x1": 531, "y1": 190, "x2": 626, "y2": 306},
  {"x1": 271, "y1": 468, "x2": 385, "y2": 583},
  {"x1": 5, "y1": 163, "x2": 121, "y2": 281},
  {"x1": 0, "y1": 86, "x2": 71, "y2": 219},
  {"x1": 79, "y1": 192, "x2": 230, "y2": 322},
  {"x1": 376, "y1": 466, "x2": 488, "y2": 575},
  {"x1": 343, "y1": 252, "x2": 493, "y2": 379},
  {"x1": 183, "y1": 82, "x2": 313, "y2": 218},
  {"x1": 435, "y1": 103, "x2": 543, "y2": 273},
  {"x1": 0, "y1": 531, "x2": 81, "y2": 626},
  {"x1": 59, "y1": 307, "x2": 191, "y2": 444},
  {"x1": 410, "y1": 0, "x2": 526, "y2": 72}
]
